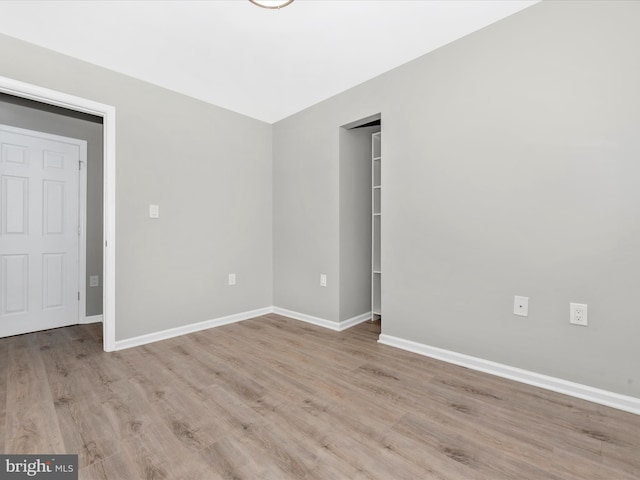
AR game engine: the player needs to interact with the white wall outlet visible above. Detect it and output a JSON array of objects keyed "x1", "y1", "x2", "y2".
[
  {"x1": 514, "y1": 296, "x2": 529, "y2": 317},
  {"x1": 570, "y1": 303, "x2": 588, "y2": 326},
  {"x1": 320, "y1": 274, "x2": 327, "y2": 287},
  {"x1": 228, "y1": 273, "x2": 236, "y2": 286},
  {"x1": 89, "y1": 275, "x2": 99, "y2": 287},
  {"x1": 149, "y1": 204, "x2": 160, "y2": 218}
]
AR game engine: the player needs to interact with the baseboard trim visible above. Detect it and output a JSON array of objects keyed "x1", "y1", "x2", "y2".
[
  {"x1": 113, "y1": 306, "x2": 369, "y2": 351},
  {"x1": 273, "y1": 307, "x2": 341, "y2": 331},
  {"x1": 272, "y1": 307, "x2": 371, "y2": 331},
  {"x1": 81, "y1": 314, "x2": 103, "y2": 324},
  {"x1": 114, "y1": 307, "x2": 273, "y2": 351},
  {"x1": 378, "y1": 334, "x2": 640, "y2": 416},
  {"x1": 339, "y1": 311, "x2": 372, "y2": 330}
]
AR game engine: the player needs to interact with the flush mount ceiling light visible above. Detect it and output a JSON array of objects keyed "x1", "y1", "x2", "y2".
[{"x1": 249, "y1": 0, "x2": 295, "y2": 9}]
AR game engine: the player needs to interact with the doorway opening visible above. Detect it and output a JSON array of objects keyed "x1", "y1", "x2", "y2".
[
  {"x1": 0, "y1": 75, "x2": 116, "y2": 351},
  {"x1": 0, "y1": 94, "x2": 102, "y2": 324}
]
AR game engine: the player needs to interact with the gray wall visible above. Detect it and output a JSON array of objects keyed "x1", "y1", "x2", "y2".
[
  {"x1": 0, "y1": 93, "x2": 104, "y2": 317},
  {"x1": 273, "y1": 116, "x2": 340, "y2": 320},
  {"x1": 339, "y1": 125, "x2": 378, "y2": 322},
  {"x1": 0, "y1": 32, "x2": 273, "y2": 340},
  {"x1": 273, "y1": 0, "x2": 640, "y2": 398}
]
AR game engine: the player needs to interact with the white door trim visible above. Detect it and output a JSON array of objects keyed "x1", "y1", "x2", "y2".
[{"x1": 0, "y1": 75, "x2": 117, "y2": 351}]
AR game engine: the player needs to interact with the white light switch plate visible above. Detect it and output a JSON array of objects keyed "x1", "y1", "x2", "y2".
[
  {"x1": 514, "y1": 296, "x2": 529, "y2": 317},
  {"x1": 149, "y1": 204, "x2": 159, "y2": 218},
  {"x1": 89, "y1": 275, "x2": 99, "y2": 287}
]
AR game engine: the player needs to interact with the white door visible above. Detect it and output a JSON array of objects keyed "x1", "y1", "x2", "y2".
[{"x1": 0, "y1": 124, "x2": 84, "y2": 338}]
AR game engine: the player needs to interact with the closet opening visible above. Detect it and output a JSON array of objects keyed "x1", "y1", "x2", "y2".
[{"x1": 339, "y1": 113, "x2": 382, "y2": 328}]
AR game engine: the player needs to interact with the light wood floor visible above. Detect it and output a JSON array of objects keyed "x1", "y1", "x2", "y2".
[{"x1": 1, "y1": 314, "x2": 638, "y2": 479}]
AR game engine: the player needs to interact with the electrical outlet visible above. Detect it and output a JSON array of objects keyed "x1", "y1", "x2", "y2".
[
  {"x1": 514, "y1": 296, "x2": 529, "y2": 317},
  {"x1": 320, "y1": 274, "x2": 327, "y2": 287},
  {"x1": 228, "y1": 273, "x2": 236, "y2": 286},
  {"x1": 570, "y1": 303, "x2": 588, "y2": 326},
  {"x1": 89, "y1": 275, "x2": 99, "y2": 287}
]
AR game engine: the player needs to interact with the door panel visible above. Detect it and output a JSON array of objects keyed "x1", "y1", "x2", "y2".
[
  {"x1": 43, "y1": 253, "x2": 65, "y2": 309},
  {"x1": 1, "y1": 254, "x2": 28, "y2": 315},
  {"x1": 2, "y1": 143, "x2": 28, "y2": 166},
  {"x1": 2, "y1": 175, "x2": 28, "y2": 234},
  {"x1": 0, "y1": 125, "x2": 81, "y2": 337},
  {"x1": 44, "y1": 180, "x2": 65, "y2": 234}
]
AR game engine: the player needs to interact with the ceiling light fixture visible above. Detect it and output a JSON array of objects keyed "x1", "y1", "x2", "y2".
[{"x1": 249, "y1": 0, "x2": 295, "y2": 10}]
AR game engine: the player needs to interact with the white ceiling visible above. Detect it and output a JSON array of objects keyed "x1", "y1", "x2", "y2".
[{"x1": 0, "y1": 0, "x2": 539, "y2": 123}]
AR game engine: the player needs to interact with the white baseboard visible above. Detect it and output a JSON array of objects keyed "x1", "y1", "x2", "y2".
[
  {"x1": 273, "y1": 307, "x2": 371, "y2": 331},
  {"x1": 339, "y1": 311, "x2": 372, "y2": 330},
  {"x1": 378, "y1": 334, "x2": 640, "y2": 416},
  {"x1": 113, "y1": 306, "x2": 369, "y2": 352},
  {"x1": 114, "y1": 307, "x2": 273, "y2": 351},
  {"x1": 81, "y1": 314, "x2": 103, "y2": 324},
  {"x1": 273, "y1": 307, "x2": 341, "y2": 330}
]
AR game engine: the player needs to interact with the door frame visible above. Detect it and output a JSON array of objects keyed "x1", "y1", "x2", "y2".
[
  {"x1": 0, "y1": 75, "x2": 116, "y2": 351},
  {"x1": 0, "y1": 124, "x2": 88, "y2": 331}
]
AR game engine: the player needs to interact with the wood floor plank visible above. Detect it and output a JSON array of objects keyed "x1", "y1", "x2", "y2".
[
  {"x1": 6, "y1": 342, "x2": 55, "y2": 406},
  {"x1": 52, "y1": 385, "x2": 123, "y2": 468},
  {"x1": 199, "y1": 436, "x2": 272, "y2": 480},
  {"x1": 2, "y1": 316, "x2": 639, "y2": 480},
  {"x1": 78, "y1": 450, "x2": 140, "y2": 480},
  {"x1": 4, "y1": 341, "x2": 66, "y2": 454},
  {"x1": 4, "y1": 400, "x2": 66, "y2": 454}
]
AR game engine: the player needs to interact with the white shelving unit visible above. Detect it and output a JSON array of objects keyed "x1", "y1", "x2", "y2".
[{"x1": 372, "y1": 132, "x2": 381, "y2": 321}]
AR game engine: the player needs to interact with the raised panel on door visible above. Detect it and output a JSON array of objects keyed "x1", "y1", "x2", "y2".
[
  {"x1": 1, "y1": 254, "x2": 28, "y2": 316},
  {"x1": 1, "y1": 143, "x2": 28, "y2": 166},
  {"x1": 43, "y1": 253, "x2": 65, "y2": 310},
  {"x1": 43, "y1": 180, "x2": 65, "y2": 235},
  {"x1": 2, "y1": 175, "x2": 29, "y2": 235},
  {"x1": 43, "y1": 150, "x2": 65, "y2": 170}
]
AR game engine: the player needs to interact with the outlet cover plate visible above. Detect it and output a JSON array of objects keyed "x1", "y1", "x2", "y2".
[
  {"x1": 570, "y1": 302, "x2": 588, "y2": 326},
  {"x1": 514, "y1": 296, "x2": 529, "y2": 317}
]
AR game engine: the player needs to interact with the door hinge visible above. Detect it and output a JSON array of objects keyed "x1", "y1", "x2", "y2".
[
  {"x1": 79, "y1": 161, "x2": 82, "y2": 170},
  {"x1": 78, "y1": 291, "x2": 80, "y2": 301}
]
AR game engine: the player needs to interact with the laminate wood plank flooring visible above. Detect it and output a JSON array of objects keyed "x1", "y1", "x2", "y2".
[{"x1": 2, "y1": 313, "x2": 639, "y2": 479}]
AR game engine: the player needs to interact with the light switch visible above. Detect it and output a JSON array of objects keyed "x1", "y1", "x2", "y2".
[
  {"x1": 514, "y1": 296, "x2": 529, "y2": 317},
  {"x1": 149, "y1": 204, "x2": 159, "y2": 219}
]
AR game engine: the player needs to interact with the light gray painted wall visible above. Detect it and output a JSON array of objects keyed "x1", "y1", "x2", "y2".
[
  {"x1": 0, "y1": 93, "x2": 104, "y2": 317},
  {"x1": 273, "y1": 1, "x2": 640, "y2": 398},
  {"x1": 339, "y1": 125, "x2": 378, "y2": 321},
  {"x1": 0, "y1": 32, "x2": 273, "y2": 340},
  {"x1": 273, "y1": 117, "x2": 340, "y2": 320}
]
